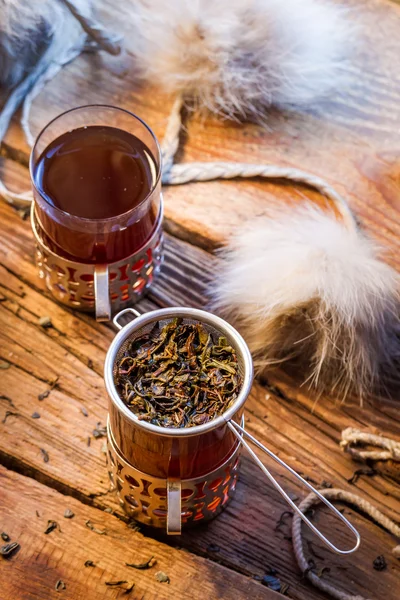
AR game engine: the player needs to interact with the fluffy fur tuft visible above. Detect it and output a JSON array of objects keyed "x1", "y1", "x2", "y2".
[
  {"x1": 130, "y1": 0, "x2": 351, "y2": 119},
  {"x1": 212, "y1": 206, "x2": 400, "y2": 400}
]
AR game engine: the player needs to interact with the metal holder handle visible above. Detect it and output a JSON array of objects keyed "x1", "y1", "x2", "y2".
[
  {"x1": 227, "y1": 421, "x2": 360, "y2": 555},
  {"x1": 94, "y1": 264, "x2": 111, "y2": 321}
]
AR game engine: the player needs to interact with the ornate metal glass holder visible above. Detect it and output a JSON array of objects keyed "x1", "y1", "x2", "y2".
[{"x1": 31, "y1": 205, "x2": 163, "y2": 319}]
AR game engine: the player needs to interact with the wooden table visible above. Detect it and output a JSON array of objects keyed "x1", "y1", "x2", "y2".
[{"x1": 1, "y1": 1, "x2": 400, "y2": 598}]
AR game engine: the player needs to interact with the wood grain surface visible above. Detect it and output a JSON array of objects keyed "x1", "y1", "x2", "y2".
[
  {"x1": 0, "y1": 466, "x2": 279, "y2": 600},
  {"x1": 1, "y1": 0, "x2": 400, "y2": 598}
]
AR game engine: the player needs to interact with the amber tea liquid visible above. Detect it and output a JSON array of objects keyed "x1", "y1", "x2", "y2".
[{"x1": 34, "y1": 125, "x2": 158, "y2": 263}]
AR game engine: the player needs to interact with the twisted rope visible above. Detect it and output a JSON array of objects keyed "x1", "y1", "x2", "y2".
[
  {"x1": 292, "y1": 488, "x2": 400, "y2": 600},
  {"x1": 160, "y1": 95, "x2": 357, "y2": 232},
  {"x1": 341, "y1": 428, "x2": 400, "y2": 462}
]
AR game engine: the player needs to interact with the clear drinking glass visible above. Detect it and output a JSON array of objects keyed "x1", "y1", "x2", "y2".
[
  {"x1": 29, "y1": 105, "x2": 163, "y2": 320},
  {"x1": 30, "y1": 105, "x2": 162, "y2": 264}
]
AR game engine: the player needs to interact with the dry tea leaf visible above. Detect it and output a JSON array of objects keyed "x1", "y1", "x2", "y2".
[
  {"x1": 373, "y1": 555, "x2": 387, "y2": 571},
  {"x1": 44, "y1": 520, "x2": 60, "y2": 535},
  {"x1": 85, "y1": 520, "x2": 106, "y2": 535},
  {"x1": 126, "y1": 556, "x2": 156, "y2": 570},
  {"x1": 55, "y1": 580, "x2": 66, "y2": 591},
  {"x1": 40, "y1": 448, "x2": 50, "y2": 463},
  {"x1": 39, "y1": 316, "x2": 53, "y2": 328},
  {"x1": 115, "y1": 319, "x2": 242, "y2": 428},
  {"x1": 1, "y1": 533, "x2": 10, "y2": 542},
  {"x1": 31, "y1": 412, "x2": 41, "y2": 419},
  {"x1": 0, "y1": 541, "x2": 19, "y2": 558},
  {"x1": 38, "y1": 390, "x2": 50, "y2": 401},
  {"x1": 155, "y1": 571, "x2": 170, "y2": 584},
  {"x1": 0, "y1": 361, "x2": 10, "y2": 369},
  {"x1": 84, "y1": 560, "x2": 96, "y2": 567},
  {"x1": 64, "y1": 509, "x2": 74, "y2": 519}
]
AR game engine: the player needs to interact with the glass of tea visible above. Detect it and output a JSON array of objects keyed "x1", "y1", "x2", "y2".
[{"x1": 30, "y1": 105, "x2": 163, "y2": 320}]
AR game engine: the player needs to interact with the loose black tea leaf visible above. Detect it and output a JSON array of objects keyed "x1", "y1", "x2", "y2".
[
  {"x1": 373, "y1": 555, "x2": 387, "y2": 571},
  {"x1": 126, "y1": 556, "x2": 156, "y2": 570},
  {"x1": 348, "y1": 468, "x2": 376, "y2": 485},
  {"x1": 64, "y1": 509, "x2": 74, "y2": 519},
  {"x1": 31, "y1": 412, "x2": 41, "y2": 419},
  {"x1": 38, "y1": 390, "x2": 50, "y2": 401},
  {"x1": 44, "y1": 520, "x2": 60, "y2": 534},
  {"x1": 40, "y1": 448, "x2": 50, "y2": 463},
  {"x1": 93, "y1": 423, "x2": 107, "y2": 438},
  {"x1": 87, "y1": 436, "x2": 91, "y2": 447},
  {"x1": 88, "y1": 359, "x2": 94, "y2": 369},
  {"x1": 85, "y1": 560, "x2": 96, "y2": 567},
  {"x1": 81, "y1": 407, "x2": 89, "y2": 417},
  {"x1": 0, "y1": 541, "x2": 19, "y2": 558},
  {"x1": 85, "y1": 520, "x2": 106, "y2": 535},
  {"x1": 36, "y1": 510, "x2": 40, "y2": 518},
  {"x1": 115, "y1": 319, "x2": 242, "y2": 428},
  {"x1": 55, "y1": 580, "x2": 66, "y2": 591},
  {"x1": 155, "y1": 571, "x2": 170, "y2": 584},
  {"x1": 0, "y1": 360, "x2": 10, "y2": 369},
  {"x1": 1, "y1": 532, "x2": 10, "y2": 542},
  {"x1": 2, "y1": 410, "x2": 17, "y2": 424},
  {"x1": 105, "y1": 581, "x2": 128, "y2": 586},
  {"x1": 261, "y1": 574, "x2": 281, "y2": 591},
  {"x1": 39, "y1": 316, "x2": 53, "y2": 328}
]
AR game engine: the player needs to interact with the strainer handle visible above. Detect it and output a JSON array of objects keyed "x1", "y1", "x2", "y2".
[
  {"x1": 227, "y1": 420, "x2": 361, "y2": 555},
  {"x1": 113, "y1": 308, "x2": 141, "y2": 330}
]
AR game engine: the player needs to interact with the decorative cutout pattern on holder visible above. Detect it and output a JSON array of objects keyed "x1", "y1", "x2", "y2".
[
  {"x1": 107, "y1": 421, "x2": 240, "y2": 529},
  {"x1": 32, "y1": 208, "x2": 163, "y2": 312}
]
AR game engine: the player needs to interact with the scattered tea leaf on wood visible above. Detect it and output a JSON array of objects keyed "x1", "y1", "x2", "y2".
[
  {"x1": 1, "y1": 532, "x2": 10, "y2": 542},
  {"x1": 88, "y1": 359, "x2": 94, "y2": 369},
  {"x1": 44, "y1": 520, "x2": 60, "y2": 534},
  {"x1": 0, "y1": 541, "x2": 19, "y2": 558},
  {"x1": 64, "y1": 509, "x2": 74, "y2": 519},
  {"x1": 261, "y1": 574, "x2": 281, "y2": 591},
  {"x1": 39, "y1": 316, "x2": 53, "y2": 328},
  {"x1": 373, "y1": 555, "x2": 387, "y2": 571},
  {"x1": 40, "y1": 448, "x2": 50, "y2": 463},
  {"x1": 81, "y1": 406, "x2": 89, "y2": 417},
  {"x1": 93, "y1": 422, "x2": 107, "y2": 438},
  {"x1": 347, "y1": 468, "x2": 376, "y2": 485},
  {"x1": 2, "y1": 410, "x2": 17, "y2": 423},
  {"x1": 31, "y1": 412, "x2": 41, "y2": 419},
  {"x1": 38, "y1": 390, "x2": 50, "y2": 401},
  {"x1": 155, "y1": 571, "x2": 170, "y2": 584},
  {"x1": 85, "y1": 520, "x2": 106, "y2": 535},
  {"x1": 55, "y1": 580, "x2": 66, "y2": 591},
  {"x1": 126, "y1": 556, "x2": 156, "y2": 570},
  {"x1": 0, "y1": 360, "x2": 10, "y2": 369},
  {"x1": 115, "y1": 319, "x2": 242, "y2": 428},
  {"x1": 84, "y1": 560, "x2": 96, "y2": 567},
  {"x1": 105, "y1": 580, "x2": 128, "y2": 586},
  {"x1": 87, "y1": 436, "x2": 91, "y2": 447}
]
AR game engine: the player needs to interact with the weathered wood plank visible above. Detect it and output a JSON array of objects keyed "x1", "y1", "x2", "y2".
[
  {"x1": 0, "y1": 466, "x2": 279, "y2": 600},
  {"x1": 0, "y1": 190, "x2": 399, "y2": 599}
]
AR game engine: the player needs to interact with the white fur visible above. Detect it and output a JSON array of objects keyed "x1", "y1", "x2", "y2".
[
  {"x1": 213, "y1": 206, "x2": 400, "y2": 399},
  {"x1": 130, "y1": 0, "x2": 351, "y2": 118},
  {"x1": 0, "y1": 0, "x2": 93, "y2": 90}
]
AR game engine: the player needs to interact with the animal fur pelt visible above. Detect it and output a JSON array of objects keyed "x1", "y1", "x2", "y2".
[
  {"x1": 130, "y1": 0, "x2": 351, "y2": 119},
  {"x1": 212, "y1": 205, "x2": 400, "y2": 401}
]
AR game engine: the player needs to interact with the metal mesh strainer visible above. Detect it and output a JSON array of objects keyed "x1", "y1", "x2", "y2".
[
  {"x1": 104, "y1": 307, "x2": 361, "y2": 551},
  {"x1": 106, "y1": 307, "x2": 253, "y2": 437}
]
